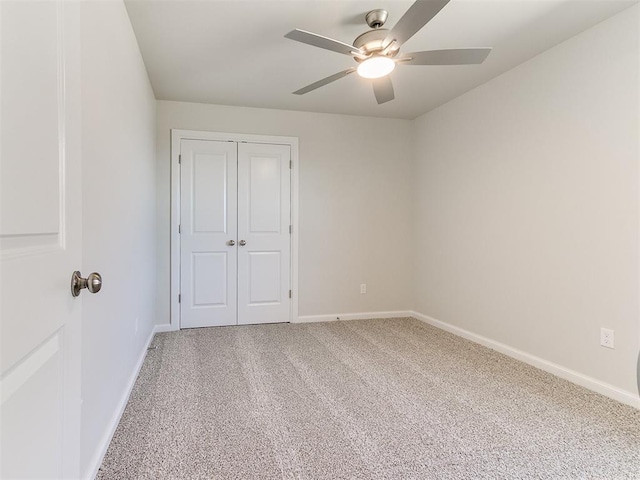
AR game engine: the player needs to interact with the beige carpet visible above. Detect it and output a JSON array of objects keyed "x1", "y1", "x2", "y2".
[{"x1": 97, "y1": 318, "x2": 640, "y2": 479}]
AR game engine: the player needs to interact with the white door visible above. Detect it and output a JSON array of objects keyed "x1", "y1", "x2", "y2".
[
  {"x1": 180, "y1": 141, "x2": 291, "y2": 327},
  {"x1": 237, "y1": 143, "x2": 291, "y2": 325},
  {"x1": 180, "y1": 140, "x2": 238, "y2": 328},
  {"x1": 0, "y1": 2, "x2": 83, "y2": 479}
]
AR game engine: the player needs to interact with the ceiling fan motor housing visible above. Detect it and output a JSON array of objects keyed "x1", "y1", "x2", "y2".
[
  {"x1": 353, "y1": 28, "x2": 399, "y2": 61},
  {"x1": 353, "y1": 9, "x2": 400, "y2": 62}
]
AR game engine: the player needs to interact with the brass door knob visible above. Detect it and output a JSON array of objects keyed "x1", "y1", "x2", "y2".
[{"x1": 71, "y1": 271, "x2": 102, "y2": 297}]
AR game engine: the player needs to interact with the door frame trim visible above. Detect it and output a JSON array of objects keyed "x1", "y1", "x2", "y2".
[{"x1": 170, "y1": 129, "x2": 299, "y2": 330}]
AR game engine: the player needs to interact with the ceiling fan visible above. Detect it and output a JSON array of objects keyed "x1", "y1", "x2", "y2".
[{"x1": 285, "y1": 0, "x2": 492, "y2": 105}]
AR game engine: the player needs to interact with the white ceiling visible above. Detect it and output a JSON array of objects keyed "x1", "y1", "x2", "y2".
[{"x1": 124, "y1": 0, "x2": 637, "y2": 119}]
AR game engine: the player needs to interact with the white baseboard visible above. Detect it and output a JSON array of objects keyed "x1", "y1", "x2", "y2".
[
  {"x1": 410, "y1": 311, "x2": 640, "y2": 410},
  {"x1": 154, "y1": 323, "x2": 174, "y2": 333},
  {"x1": 84, "y1": 324, "x2": 160, "y2": 480},
  {"x1": 295, "y1": 310, "x2": 412, "y2": 324}
]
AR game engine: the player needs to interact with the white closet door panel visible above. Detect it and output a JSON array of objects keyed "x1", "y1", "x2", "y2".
[
  {"x1": 192, "y1": 252, "x2": 228, "y2": 306},
  {"x1": 180, "y1": 140, "x2": 237, "y2": 328},
  {"x1": 248, "y1": 251, "x2": 281, "y2": 304},
  {"x1": 249, "y1": 155, "x2": 282, "y2": 233},
  {"x1": 193, "y1": 154, "x2": 228, "y2": 233},
  {"x1": 238, "y1": 143, "x2": 291, "y2": 325}
]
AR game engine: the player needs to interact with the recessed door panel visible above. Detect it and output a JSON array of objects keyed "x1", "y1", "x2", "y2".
[
  {"x1": 180, "y1": 140, "x2": 237, "y2": 328},
  {"x1": 249, "y1": 252, "x2": 281, "y2": 305},
  {"x1": 1, "y1": 334, "x2": 64, "y2": 478},
  {"x1": 192, "y1": 252, "x2": 228, "y2": 306},
  {"x1": 0, "y1": 1, "x2": 60, "y2": 238},
  {"x1": 249, "y1": 156, "x2": 281, "y2": 233},
  {"x1": 193, "y1": 153, "x2": 228, "y2": 234}
]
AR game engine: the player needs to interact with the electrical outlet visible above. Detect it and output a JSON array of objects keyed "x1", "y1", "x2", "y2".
[
  {"x1": 360, "y1": 284, "x2": 367, "y2": 294},
  {"x1": 600, "y1": 328, "x2": 614, "y2": 349}
]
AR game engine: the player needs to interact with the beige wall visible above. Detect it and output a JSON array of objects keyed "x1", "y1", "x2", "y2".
[
  {"x1": 156, "y1": 102, "x2": 413, "y2": 323},
  {"x1": 411, "y1": 5, "x2": 640, "y2": 396},
  {"x1": 81, "y1": 1, "x2": 157, "y2": 476}
]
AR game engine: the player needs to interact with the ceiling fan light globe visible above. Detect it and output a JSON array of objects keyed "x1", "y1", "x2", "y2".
[{"x1": 357, "y1": 56, "x2": 395, "y2": 79}]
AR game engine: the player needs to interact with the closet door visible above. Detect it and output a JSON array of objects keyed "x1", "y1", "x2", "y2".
[
  {"x1": 180, "y1": 140, "x2": 237, "y2": 327},
  {"x1": 237, "y1": 143, "x2": 291, "y2": 325}
]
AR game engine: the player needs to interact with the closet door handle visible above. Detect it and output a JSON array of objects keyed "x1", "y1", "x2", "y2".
[
  {"x1": 239, "y1": 240, "x2": 246, "y2": 246},
  {"x1": 227, "y1": 240, "x2": 235, "y2": 246}
]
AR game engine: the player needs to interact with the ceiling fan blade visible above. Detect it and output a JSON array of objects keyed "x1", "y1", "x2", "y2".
[
  {"x1": 400, "y1": 48, "x2": 492, "y2": 65},
  {"x1": 384, "y1": 0, "x2": 450, "y2": 47},
  {"x1": 293, "y1": 68, "x2": 356, "y2": 95},
  {"x1": 285, "y1": 29, "x2": 364, "y2": 56},
  {"x1": 372, "y1": 77, "x2": 394, "y2": 104}
]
